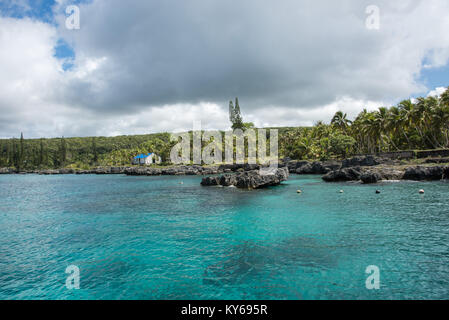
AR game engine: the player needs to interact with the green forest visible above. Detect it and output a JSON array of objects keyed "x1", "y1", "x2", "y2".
[{"x1": 1, "y1": 87, "x2": 448, "y2": 170}]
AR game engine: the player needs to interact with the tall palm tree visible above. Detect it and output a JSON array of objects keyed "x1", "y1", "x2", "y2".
[
  {"x1": 397, "y1": 100, "x2": 414, "y2": 148},
  {"x1": 356, "y1": 110, "x2": 377, "y2": 154},
  {"x1": 331, "y1": 111, "x2": 352, "y2": 132},
  {"x1": 371, "y1": 107, "x2": 391, "y2": 152},
  {"x1": 386, "y1": 106, "x2": 402, "y2": 150}
]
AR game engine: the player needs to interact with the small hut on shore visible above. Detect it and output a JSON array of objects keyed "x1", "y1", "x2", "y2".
[{"x1": 132, "y1": 153, "x2": 161, "y2": 165}]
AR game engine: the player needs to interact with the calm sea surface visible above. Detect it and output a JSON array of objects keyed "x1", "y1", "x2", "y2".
[{"x1": 0, "y1": 174, "x2": 448, "y2": 299}]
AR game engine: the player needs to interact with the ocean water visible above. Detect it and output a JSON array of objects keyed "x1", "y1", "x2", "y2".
[{"x1": 0, "y1": 173, "x2": 448, "y2": 300}]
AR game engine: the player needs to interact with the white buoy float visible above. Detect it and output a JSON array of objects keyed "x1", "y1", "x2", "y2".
[
  {"x1": 419, "y1": 189, "x2": 425, "y2": 194},
  {"x1": 339, "y1": 190, "x2": 344, "y2": 193},
  {"x1": 297, "y1": 190, "x2": 302, "y2": 194}
]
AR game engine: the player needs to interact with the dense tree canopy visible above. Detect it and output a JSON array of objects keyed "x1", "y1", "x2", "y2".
[
  {"x1": 279, "y1": 87, "x2": 449, "y2": 160},
  {"x1": 1, "y1": 87, "x2": 448, "y2": 169},
  {"x1": 0, "y1": 133, "x2": 175, "y2": 170}
]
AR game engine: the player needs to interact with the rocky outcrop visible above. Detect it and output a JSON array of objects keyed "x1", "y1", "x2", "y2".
[
  {"x1": 124, "y1": 165, "x2": 222, "y2": 176},
  {"x1": 218, "y1": 163, "x2": 261, "y2": 172},
  {"x1": 201, "y1": 167, "x2": 289, "y2": 189},
  {"x1": 402, "y1": 166, "x2": 446, "y2": 181},
  {"x1": 376, "y1": 168, "x2": 405, "y2": 181},
  {"x1": 322, "y1": 167, "x2": 363, "y2": 182},
  {"x1": 360, "y1": 171, "x2": 382, "y2": 184},
  {"x1": 286, "y1": 160, "x2": 309, "y2": 172},
  {"x1": 341, "y1": 155, "x2": 382, "y2": 168},
  {"x1": 284, "y1": 155, "x2": 383, "y2": 175},
  {"x1": 360, "y1": 168, "x2": 404, "y2": 183},
  {"x1": 295, "y1": 161, "x2": 341, "y2": 174},
  {"x1": 1, "y1": 164, "x2": 279, "y2": 176},
  {"x1": 283, "y1": 159, "x2": 341, "y2": 174},
  {"x1": 124, "y1": 163, "x2": 282, "y2": 176},
  {"x1": 38, "y1": 167, "x2": 127, "y2": 175},
  {"x1": 322, "y1": 164, "x2": 449, "y2": 183}
]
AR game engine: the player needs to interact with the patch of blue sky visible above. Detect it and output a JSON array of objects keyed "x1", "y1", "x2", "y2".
[
  {"x1": 54, "y1": 39, "x2": 75, "y2": 70},
  {"x1": 0, "y1": 0, "x2": 93, "y2": 71},
  {"x1": 0, "y1": 0, "x2": 56, "y2": 23},
  {"x1": 415, "y1": 52, "x2": 449, "y2": 92},
  {"x1": 0, "y1": 0, "x2": 91, "y2": 22},
  {"x1": 419, "y1": 64, "x2": 449, "y2": 91}
]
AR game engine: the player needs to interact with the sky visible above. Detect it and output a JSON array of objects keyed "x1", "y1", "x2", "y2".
[{"x1": 0, "y1": 0, "x2": 448, "y2": 138}]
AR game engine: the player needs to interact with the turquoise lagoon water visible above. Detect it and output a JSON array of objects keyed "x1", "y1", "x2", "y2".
[{"x1": 0, "y1": 174, "x2": 448, "y2": 300}]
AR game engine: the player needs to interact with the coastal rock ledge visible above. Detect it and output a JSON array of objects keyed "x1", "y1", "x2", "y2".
[
  {"x1": 322, "y1": 165, "x2": 449, "y2": 183},
  {"x1": 201, "y1": 167, "x2": 289, "y2": 189}
]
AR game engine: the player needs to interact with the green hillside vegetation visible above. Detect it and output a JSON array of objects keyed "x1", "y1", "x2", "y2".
[{"x1": 1, "y1": 87, "x2": 448, "y2": 170}]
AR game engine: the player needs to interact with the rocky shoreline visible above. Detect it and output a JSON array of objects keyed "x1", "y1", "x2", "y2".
[
  {"x1": 282, "y1": 155, "x2": 449, "y2": 183},
  {"x1": 200, "y1": 167, "x2": 289, "y2": 189},
  {"x1": 322, "y1": 165, "x2": 449, "y2": 183},
  {"x1": 0, "y1": 163, "x2": 268, "y2": 176},
  {"x1": 2, "y1": 155, "x2": 449, "y2": 183},
  {"x1": 320, "y1": 160, "x2": 449, "y2": 184}
]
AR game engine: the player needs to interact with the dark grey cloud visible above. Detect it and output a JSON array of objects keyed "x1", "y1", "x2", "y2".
[
  {"x1": 56, "y1": 0, "x2": 433, "y2": 113},
  {"x1": 1, "y1": 0, "x2": 449, "y2": 138}
]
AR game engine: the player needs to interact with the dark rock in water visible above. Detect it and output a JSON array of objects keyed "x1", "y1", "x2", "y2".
[
  {"x1": 200, "y1": 176, "x2": 221, "y2": 186},
  {"x1": 402, "y1": 166, "x2": 445, "y2": 181},
  {"x1": 219, "y1": 174, "x2": 238, "y2": 186},
  {"x1": 201, "y1": 167, "x2": 289, "y2": 189},
  {"x1": 322, "y1": 167, "x2": 363, "y2": 182},
  {"x1": 361, "y1": 171, "x2": 382, "y2": 184},
  {"x1": 323, "y1": 166, "x2": 404, "y2": 183},
  {"x1": 285, "y1": 156, "x2": 385, "y2": 176},
  {"x1": 341, "y1": 155, "x2": 381, "y2": 168}
]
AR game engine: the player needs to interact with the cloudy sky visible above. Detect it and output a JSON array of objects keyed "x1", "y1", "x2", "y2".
[{"x1": 0, "y1": 0, "x2": 448, "y2": 138}]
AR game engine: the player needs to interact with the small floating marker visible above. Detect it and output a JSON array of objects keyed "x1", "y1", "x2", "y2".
[
  {"x1": 419, "y1": 189, "x2": 425, "y2": 194},
  {"x1": 297, "y1": 190, "x2": 302, "y2": 194},
  {"x1": 179, "y1": 181, "x2": 184, "y2": 184},
  {"x1": 339, "y1": 190, "x2": 344, "y2": 193},
  {"x1": 376, "y1": 190, "x2": 381, "y2": 194}
]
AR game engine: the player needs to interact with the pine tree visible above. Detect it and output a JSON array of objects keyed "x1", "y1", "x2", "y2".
[{"x1": 229, "y1": 97, "x2": 244, "y2": 130}]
